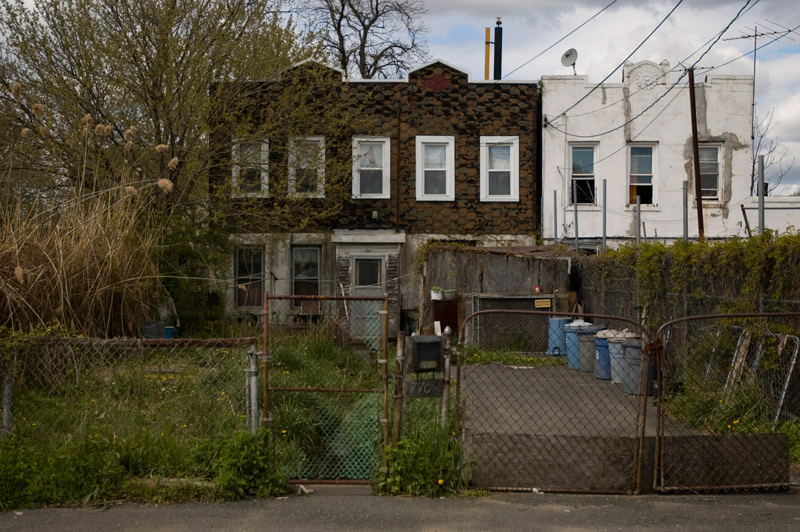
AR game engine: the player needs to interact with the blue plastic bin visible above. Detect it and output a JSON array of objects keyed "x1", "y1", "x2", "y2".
[{"x1": 547, "y1": 317, "x2": 570, "y2": 356}]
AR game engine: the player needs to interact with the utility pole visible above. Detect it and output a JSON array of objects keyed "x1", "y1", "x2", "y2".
[{"x1": 688, "y1": 67, "x2": 705, "y2": 241}]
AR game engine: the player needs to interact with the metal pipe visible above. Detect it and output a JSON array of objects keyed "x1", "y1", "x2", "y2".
[
  {"x1": 573, "y1": 180, "x2": 579, "y2": 253},
  {"x1": 682, "y1": 181, "x2": 688, "y2": 241},
  {"x1": 484, "y1": 27, "x2": 491, "y2": 81},
  {"x1": 553, "y1": 190, "x2": 559, "y2": 244},
  {"x1": 381, "y1": 296, "x2": 390, "y2": 451},
  {"x1": 262, "y1": 296, "x2": 270, "y2": 432},
  {"x1": 441, "y1": 329, "x2": 451, "y2": 428},
  {"x1": 493, "y1": 19, "x2": 502, "y2": 80},
  {"x1": 602, "y1": 179, "x2": 607, "y2": 252},
  {"x1": 636, "y1": 195, "x2": 641, "y2": 245},
  {"x1": 269, "y1": 387, "x2": 379, "y2": 393},
  {"x1": 392, "y1": 332, "x2": 406, "y2": 446},
  {"x1": 758, "y1": 154, "x2": 765, "y2": 234},
  {"x1": 248, "y1": 346, "x2": 259, "y2": 434},
  {"x1": 688, "y1": 68, "x2": 705, "y2": 240}
]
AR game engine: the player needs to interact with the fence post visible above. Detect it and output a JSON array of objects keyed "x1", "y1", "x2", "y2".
[
  {"x1": 262, "y1": 295, "x2": 270, "y2": 434},
  {"x1": 441, "y1": 327, "x2": 452, "y2": 428},
  {"x1": 381, "y1": 295, "x2": 390, "y2": 451},
  {"x1": 392, "y1": 332, "x2": 406, "y2": 446},
  {"x1": 247, "y1": 345, "x2": 259, "y2": 435},
  {"x1": 1, "y1": 354, "x2": 11, "y2": 439}
]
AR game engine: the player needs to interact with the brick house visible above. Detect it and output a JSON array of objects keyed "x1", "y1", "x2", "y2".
[{"x1": 213, "y1": 60, "x2": 541, "y2": 334}]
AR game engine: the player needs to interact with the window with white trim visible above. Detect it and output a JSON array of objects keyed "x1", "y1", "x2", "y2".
[
  {"x1": 352, "y1": 137, "x2": 390, "y2": 199},
  {"x1": 698, "y1": 145, "x2": 720, "y2": 200},
  {"x1": 234, "y1": 247, "x2": 263, "y2": 308},
  {"x1": 416, "y1": 136, "x2": 455, "y2": 201},
  {"x1": 292, "y1": 246, "x2": 320, "y2": 297},
  {"x1": 628, "y1": 144, "x2": 655, "y2": 205},
  {"x1": 232, "y1": 140, "x2": 268, "y2": 197},
  {"x1": 480, "y1": 136, "x2": 519, "y2": 202},
  {"x1": 570, "y1": 144, "x2": 596, "y2": 204},
  {"x1": 289, "y1": 136, "x2": 325, "y2": 198}
]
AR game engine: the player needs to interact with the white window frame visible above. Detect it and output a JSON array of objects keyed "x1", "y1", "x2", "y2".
[
  {"x1": 569, "y1": 143, "x2": 597, "y2": 205},
  {"x1": 697, "y1": 144, "x2": 721, "y2": 201},
  {"x1": 352, "y1": 136, "x2": 391, "y2": 199},
  {"x1": 627, "y1": 143, "x2": 657, "y2": 206},
  {"x1": 234, "y1": 246, "x2": 264, "y2": 309},
  {"x1": 479, "y1": 136, "x2": 519, "y2": 202},
  {"x1": 231, "y1": 139, "x2": 268, "y2": 197},
  {"x1": 288, "y1": 136, "x2": 325, "y2": 198},
  {"x1": 416, "y1": 135, "x2": 455, "y2": 201}
]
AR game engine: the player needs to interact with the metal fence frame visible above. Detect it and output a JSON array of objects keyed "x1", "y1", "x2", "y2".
[
  {"x1": 262, "y1": 294, "x2": 389, "y2": 484},
  {"x1": 452, "y1": 309, "x2": 800, "y2": 494}
]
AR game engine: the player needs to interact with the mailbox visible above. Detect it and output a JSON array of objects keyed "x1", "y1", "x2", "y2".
[{"x1": 410, "y1": 335, "x2": 442, "y2": 373}]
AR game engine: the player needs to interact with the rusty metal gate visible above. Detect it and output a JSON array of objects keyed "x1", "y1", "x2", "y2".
[
  {"x1": 455, "y1": 310, "x2": 800, "y2": 493},
  {"x1": 653, "y1": 313, "x2": 800, "y2": 492},
  {"x1": 263, "y1": 295, "x2": 389, "y2": 483},
  {"x1": 457, "y1": 310, "x2": 652, "y2": 493}
]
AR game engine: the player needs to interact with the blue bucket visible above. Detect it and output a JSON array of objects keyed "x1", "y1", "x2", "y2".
[
  {"x1": 595, "y1": 337, "x2": 611, "y2": 380},
  {"x1": 547, "y1": 317, "x2": 570, "y2": 356}
]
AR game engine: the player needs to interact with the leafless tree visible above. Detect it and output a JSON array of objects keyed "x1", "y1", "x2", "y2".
[
  {"x1": 751, "y1": 108, "x2": 795, "y2": 194},
  {"x1": 300, "y1": 0, "x2": 429, "y2": 79}
]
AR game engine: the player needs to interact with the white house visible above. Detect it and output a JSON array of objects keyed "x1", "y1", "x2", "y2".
[{"x1": 541, "y1": 60, "x2": 761, "y2": 246}]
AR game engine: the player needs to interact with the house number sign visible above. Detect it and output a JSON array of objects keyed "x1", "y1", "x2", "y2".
[{"x1": 406, "y1": 379, "x2": 443, "y2": 398}]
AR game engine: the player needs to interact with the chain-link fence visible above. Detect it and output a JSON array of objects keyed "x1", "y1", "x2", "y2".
[
  {"x1": 264, "y1": 295, "x2": 387, "y2": 482},
  {"x1": 457, "y1": 311, "x2": 653, "y2": 493},
  {"x1": 2, "y1": 337, "x2": 258, "y2": 444},
  {"x1": 655, "y1": 313, "x2": 800, "y2": 492}
]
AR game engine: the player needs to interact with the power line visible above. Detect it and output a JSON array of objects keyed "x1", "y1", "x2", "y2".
[
  {"x1": 502, "y1": 0, "x2": 619, "y2": 80},
  {"x1": 547, "y1": 0, "x2": 756, "y2": 139},
  {"x1": 557, "y1": 0, "x2": 686, "y2": 117}
]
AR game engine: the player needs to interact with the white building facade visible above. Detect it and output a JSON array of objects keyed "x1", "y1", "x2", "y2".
[{"x1": 541, "y1": 60, "x2": 762, "y2": 246}]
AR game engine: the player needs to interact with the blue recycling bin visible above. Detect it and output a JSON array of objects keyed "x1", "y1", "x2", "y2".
[
  {"x1": 547, "y1": 317, "x2": 570, "y2": 356},
  {"x1": 594, "y1": 336, "x2": 611, "y2": 380}
]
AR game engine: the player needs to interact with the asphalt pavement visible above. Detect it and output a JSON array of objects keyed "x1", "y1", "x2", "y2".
[{"x1": 2, "y1": 485, "x2": 800, "y2": 532}]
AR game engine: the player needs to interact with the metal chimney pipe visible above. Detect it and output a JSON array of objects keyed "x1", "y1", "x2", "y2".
[{"x1": 493, "y1": 18, "x2": 502, "y2": 80}]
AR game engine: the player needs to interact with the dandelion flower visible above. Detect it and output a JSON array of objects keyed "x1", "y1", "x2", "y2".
[
  {"x1": 124, "y1": 185, "x2": 138, "y2": 196},
  {"x1": 20, "y1": 127, "x2": 31, "y2": 138},
  {"x1": 155, "y1": 143, "x2": 168, "y2": 153},
  {"x1": 32, "y1": 103, "x2": 44, "y2": 120},
  {"x1": 167, "y1": 156, "x2": 179, "y2": 170},
  {"x1": 11, "y1": 81, "x2": 21, "y2": 102},
  {"x1": 438, "y1": 479, "x2": 443, "y2": 485},
  {"x1": 157, "y1": 178, "x2": 173, "y2": 193},
  {"x1": 733, "y1": 419, "x2": 739, "y2": 424}
]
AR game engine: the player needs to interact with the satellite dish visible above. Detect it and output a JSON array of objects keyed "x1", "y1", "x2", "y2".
[{"x1": 561, "y1": 48, "x2": 578, "y2": 75}]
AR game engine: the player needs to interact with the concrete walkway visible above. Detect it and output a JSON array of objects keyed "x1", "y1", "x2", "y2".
[{"x1": 3, "y1": 486, "x2": 800, "y2": 532}]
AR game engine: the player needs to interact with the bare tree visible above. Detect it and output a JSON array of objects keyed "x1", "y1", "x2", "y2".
[
  {"x1": 751, "y1": 108, "x2": 795, "y2": 194},
  {"x1": 300, "y1": 0, "x2": 429, "y2": 79}
]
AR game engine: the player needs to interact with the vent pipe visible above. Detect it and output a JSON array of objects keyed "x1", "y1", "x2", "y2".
[{"x1": 493, "y1": 18, "x2": 502, "y2": 80}]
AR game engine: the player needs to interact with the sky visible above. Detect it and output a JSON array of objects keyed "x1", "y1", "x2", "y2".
[{"x1": 422, "y1": 0, "x2": 800, "y2": 195}]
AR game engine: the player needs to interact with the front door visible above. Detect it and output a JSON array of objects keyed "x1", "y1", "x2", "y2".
[{"x1": 350, "y1": 257, "x2": 385, "y2": 344}]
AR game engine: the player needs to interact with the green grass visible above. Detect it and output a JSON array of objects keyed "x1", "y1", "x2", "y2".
[
  {"x1": 464, "y1": 348, "x2": 567, "y2": 367},
  {"x1": 2, "y1": 332, "x2": 383, "y2": 509}
]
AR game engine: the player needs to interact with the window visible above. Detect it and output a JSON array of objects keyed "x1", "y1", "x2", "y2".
[
  {"x1": 480, "y1": 136, "x2": 519, "y2": 202},
  {"x1": 570, "y1": 144, "x2": 596, "y2": 204},
  {"x1": 628, "y1": 145, "x2": 654, "y2": 205},
  {"x1": 352, "y1": 137, "x2": 390, "y2": 198},
  {"x1": 235, "y1": 248, "x2": 263, "y2": 308},
  {"x1": 354, "y1": 258, "x2": 383, "y2": 288},
  {"x1": 292, "y1": 247, "x2": 320, "y2": 296},
  {"x1": 698, "y1": 146, "x2": 720, "y2": 200},
  {"x1": 416, "y1": 136, "x2": 455, "y2": 201},
  {"x1": 232, "y1": 140, "x2": 268, "y2": 197},
  {"x1": 289, "y1": 137, "x2": 325, "y2": 198}
]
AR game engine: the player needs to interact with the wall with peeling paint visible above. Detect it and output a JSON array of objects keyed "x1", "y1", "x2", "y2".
[{"x1": 541, "y1": 60, "x2": 767, "y2": 245}]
